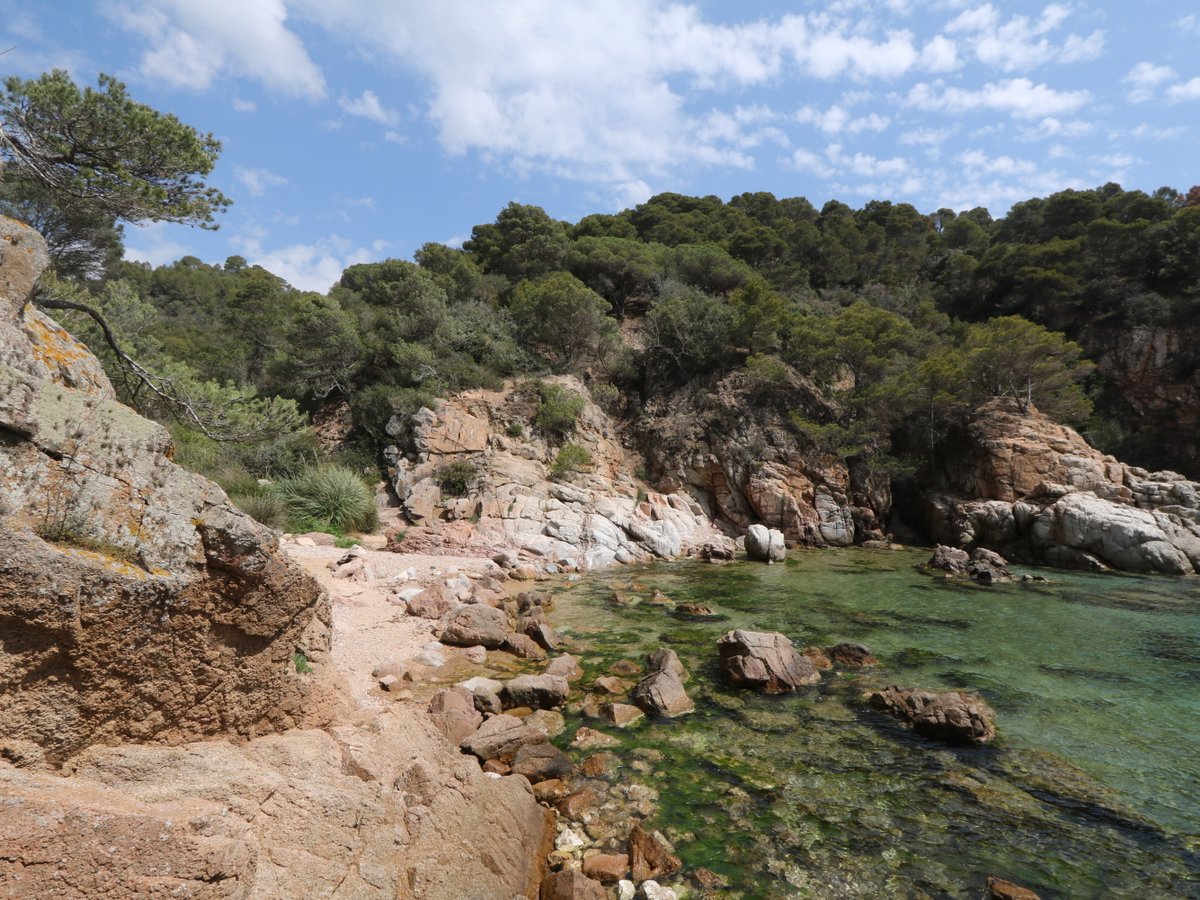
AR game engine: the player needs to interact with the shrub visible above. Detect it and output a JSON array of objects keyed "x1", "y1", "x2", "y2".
[
  {"x1": 549, "y1": 443, "x2": 591, "y2": 480},
  {"x1": 282, "y1": 465, "x2": 378, "y2": 533},
  {"x1": 293, "y1": 651, "x2": 314, "y2": 674},
  {"x1": 231, "y1": 490, "x2": 289, "y2": 530},
  {"x1": 506, "y1": 421, "x2": 524, "y2": 438},
  {"x1": 436, "y1": 460, "x2": 477, "y2": 497},
  {"x1": 589, "y1": 380, "x2": 621, "y2": 415},
  {"x1": 534, "y1": 382, "x2": 586, "y2": 438}
]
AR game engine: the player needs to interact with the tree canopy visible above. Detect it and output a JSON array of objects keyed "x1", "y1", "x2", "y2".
[{"x1": 0, "y1": 70, "x2": 230, "y2": 228}]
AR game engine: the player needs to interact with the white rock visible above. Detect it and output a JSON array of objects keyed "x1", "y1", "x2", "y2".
[
  {"x1": 458, "y1": 676, "x2": 504, "y2": 695},
  {"x1": 555, "y1": 827, "x2": 587, "y2": 852},
  {"x1": 639, "y1": 881, "x2": 678, "y2": 900},
  {"x1": 617, "y1": 880, "x2": 636, "y2": 900}
]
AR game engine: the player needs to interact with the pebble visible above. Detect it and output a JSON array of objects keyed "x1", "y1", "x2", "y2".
[{"x1": 555, "y1": 827, "x2": 588, "y2": 852}]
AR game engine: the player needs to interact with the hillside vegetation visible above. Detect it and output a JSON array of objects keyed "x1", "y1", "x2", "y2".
[{"x1": 16, "y1": 183, "x2": 1200, "y2": 502}]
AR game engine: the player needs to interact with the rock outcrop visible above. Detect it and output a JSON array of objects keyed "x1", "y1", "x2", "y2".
[
  {"x1": 638, "y1": 368, "x2": 889, "y2": 548},
  {"x1": 0, "y1": 706, "x2": 549, "y2": 898},
  {"x1": 919, "y1": 399, "x2": 1200, "y2": 574},
  {"x1": 385, "y1": 376, "x2": 736, "y2": 571},
  {"x1": 0, "y1": 219, "x2": 332, "y2": 764},
  {"x1": 717, "y1": 629, "x2": 821, "y2": 693}
]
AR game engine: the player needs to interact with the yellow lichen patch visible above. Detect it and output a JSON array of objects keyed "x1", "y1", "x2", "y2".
[
  {"x1": 25, "y1": 314, "x2": 94, "y2": 371},
  {"x1": 55, "y1": 546, "x2": 151, "y2": 580}
]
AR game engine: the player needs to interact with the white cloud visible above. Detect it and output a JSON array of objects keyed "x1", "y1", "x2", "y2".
[
  {"x1": 1124, "y1": 62, "x2": 1177, "y2": 103},
  {"x1": 796, "y1": 104, "x2": 889, "y2": 135},
  {"x1": 285, "y1": 1, "x2": 939, "y2": 196},
  {"x1": 1124, "y1": 123, "x2": 1187, "y2": 141},
  {"x1": 232, "y1": 96, "x2": 257, "y2": 112},
  {"x1": 384, "y1": 130, "x2": 407, "y2": 145},
  {"x1": 233, "y1": 231, "x2": 376, "y2": 291},
  {"x1": 340, "y1": 89, "x2": 399, "y2": 126},
  {"x1": 1167, "y1": 77, "x2": 1200, "y2": 102},
  {"x1": 104, "y1": 0, "x2": 325, "y2": 97},
  {"x1": 944, "y1": 3, "x2": 1103, "y2": 72},
  {"x1": 906, "y1": 77, "x2": 1090, "y2": 119},
  {"x1": 1015, "y1": 116, "x2": 1094, "y2": 142},
  {"x1": 787, "y1": 147, "x2": 835, "y2": 178},
  {"x1": 123, "y1": 222, "x2": 191, "y2": 267},
  {"x1": 234, "y1": 166, "x2": 287, "y2": 197},
  {"x1": 898, "y1": 126, "x2": 955, "y2": 146},
  {"x1": 1178, "y1": 14, "x2": 1200, "y2": 36},
  {"x1": 919, "y1": 35, "x2": 959, "y2": 72}
]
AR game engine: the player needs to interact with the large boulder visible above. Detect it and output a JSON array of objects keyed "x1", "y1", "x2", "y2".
[
  {"x1": 717, "y1": 629, "x2": 821, "y2": 693},
  {"x1": 439, "y1": 603, "x2": 510, "y2": 648},
  {"x1": 0, "y1": 220, "x2": 332, "y2": 765},
  {"x1": 460, "y1": 713, "x2": 546, "y2": 762},
  {"x1": 866, "y1": 686, "x2": 997, "y2": 744},
  {"x1": 630, "y1": 671, "x2": 694, "y2": 718},
  {"x1": 501, "y1": 673, "x2": 570, "y2": 710},
  {"x1": 427, "y1": 687, "x2": 484, "y2": 745},
  {"x1": 745, "y1": 523, "x2": 787, "y2": 562}
]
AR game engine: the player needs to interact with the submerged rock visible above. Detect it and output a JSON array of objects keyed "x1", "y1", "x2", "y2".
[
  {"x1": 717, "y1": 630, "x2": 821, "y2": 693},
  {"x1": 866, "y1": 685, "x2": 997, "y2": 744},
  {"x1": 545, "y1": 654, "x2": 584, "y2": 681},
  {"x1": 985, "y1": 876, "x2": 1042, "y2": 900},
  {"x1": 825, "y1": 642, "x2": 878, "y2": 669},
  {"x1": 628, "y1": 823, "x2": 682, "y2": 882}
]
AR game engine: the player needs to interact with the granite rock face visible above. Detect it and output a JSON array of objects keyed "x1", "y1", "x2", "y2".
[
  {"x1": 0, "y1": 219, "x2": 332, "y2": 765},
  {"x1": 921, "y1": 399, "x2": 1200, "y2": 575},
  {"x1": 0, "y1": 706, "x2": 549, "y2": 899},
  {"x1": 386, "y1": 376, "x2": 736, "y2": 570}
]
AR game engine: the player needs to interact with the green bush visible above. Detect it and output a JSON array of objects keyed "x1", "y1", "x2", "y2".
[
  {"x1": 534, "y1": 382, "x2": 586, "y2": 438},
  {"x1": 436, "y1": 460, "x2": 477, "y2": 496},
  {"x1": 549, "y1": 443, "x2": 591, "y2": 480},
  {"x1": 282, "y1": 465, "x2": 378, "y2": 533},
  {"x1": 231, "y1": 490, "x2": 289, "y2": 530},
  {"x1": 589, "y1": 380, "x2": 621, "y2": 415}
]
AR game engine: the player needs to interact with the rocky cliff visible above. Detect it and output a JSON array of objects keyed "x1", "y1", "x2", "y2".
[
  {"x1": 0, "y1": 218, "x2": 549, "y2": 898},
  {"x1": 638, "y1": 369, "x2": 890, "y2": 547},
  {"x1": 0, "y1": 218, "x2": 333, "y2": 764},
  {"x1": 916, "y1": 398, "x2": 1200, "y2": 574},
  {"x1": 385, "y1": 376, "x2": 737, "y2": 569},
  {"x1": 1092, "y1": 322, "x2": 1200, "y2": 479}
]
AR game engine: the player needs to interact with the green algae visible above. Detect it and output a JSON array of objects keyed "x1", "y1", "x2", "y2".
[{"x1": 551, "y1": 549, "x2": 1200, "y2": 898}]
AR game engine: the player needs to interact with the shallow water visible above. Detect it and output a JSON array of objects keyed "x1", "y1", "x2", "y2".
[{"x1": 551, "y1": 548, "x2": 1200, "y2": 898}]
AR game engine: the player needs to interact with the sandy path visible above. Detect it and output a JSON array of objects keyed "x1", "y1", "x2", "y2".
[{"x1": 283, "y1": 541, "x2": 512, "y2": 709}]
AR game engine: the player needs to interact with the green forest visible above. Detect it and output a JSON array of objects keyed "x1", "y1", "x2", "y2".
[{"x1": 12, "y1": 180, "x2": 1200, "y2": 521}]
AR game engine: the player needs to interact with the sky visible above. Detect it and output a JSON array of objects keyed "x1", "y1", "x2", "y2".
[{"x1": 3, "y1": 1, "x2": 1198, "y2": 291}]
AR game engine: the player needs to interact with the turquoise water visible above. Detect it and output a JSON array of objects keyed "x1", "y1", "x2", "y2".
[{"x1": 551, "y1": 549, "x2": 1200, "y2": 898}]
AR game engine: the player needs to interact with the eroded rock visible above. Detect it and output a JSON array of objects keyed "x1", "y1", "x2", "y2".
[
  {"x1": 717, "y1": 629, "x2": 821, "y2": 693},
  {"x1": 866, "y1": 685, "x2": 997, "y2": 744}
]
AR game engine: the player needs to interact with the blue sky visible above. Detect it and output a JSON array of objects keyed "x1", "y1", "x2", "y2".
[{"x1": 4, "y1": 1, "x2": 1198, "y2": 290}]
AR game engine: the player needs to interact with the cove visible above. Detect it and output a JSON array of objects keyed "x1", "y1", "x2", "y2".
[{"x1": 551, "y1": 548, "x2": 1200, "y2": 898}]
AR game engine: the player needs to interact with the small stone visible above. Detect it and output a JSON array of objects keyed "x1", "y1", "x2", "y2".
[
  {"x1": 482, "y1": 759, "x2": 510, "y2": 775},
  {"x1": 985, "y1": 876, "x2": 1042, "y2": 900},
  {"x1": 646, "y1": 648, "x2": 689, "y2": 682},
  {"x1": 526, "y1": 709, "x2": 567, "y2": 738},
  {"x1": 511, "y1": 741, "x2": 575, "y2": 783},
  {"x1": 693, "y1": 868, "x2": 727, "y2": 890},
  {"x1": 539, "y1": 869, "x2": 606, "y2": 900},
  {"x1": 503, "y1": 632, "x2": 548, "y2": 660},
  {"x1": 581, "y1": 751, "x2": 618, "y2": 778},
  {"x1": 602, "y1": 703, "x2": 644, "y2": 727},
  {"x1": 593, "y1": 675, "x2": 631, "y2": 695},
  {"x1": 500, "y1": 674, "x2": 570, "y2": 710},
  {"x1": 649, "y1": 590, "x2": 672, "y2": 604},
  {"x1": 802, "y1": 646, "x2": 832, "y2": 669},
  {"x1": 545, "y1": 654, "x2": 584, "y2": 681},
  {"x1": 628, "y1": 823, "x2": 682, "y2": 882},
  {"x1": 462, "y1": 645, "x2": 488, "y2": 664},
  {"x1": 557, "y1": 788, "x2": 599, "y2": 821},
  {"x1": 555, "y1": 827, "x2": 588, "y2": 852},
  {"x1": 581, "y1": 852, "x2": 629, "y2": 883},
  {"x1": 630, "y1": 672, "x2": 694, "y2": 718},
  {"x1": 638, "y1": 880, "x2": 679, "y2": 900},
  {"x1": 617, "y1": 880, "x2": 636, "y2": 900},
  {"x1": 570, "y1": 727, "x2": 620, "y2": 750},
  {"x1": 610, "y1": 659, "x2": 641, "y2": 677},
  {"x1": 826, "y1": 642, "x2": 878, "y2": 669},
  {"x1": 533, "y1": 779, "x2": 568, "y2": 802}
]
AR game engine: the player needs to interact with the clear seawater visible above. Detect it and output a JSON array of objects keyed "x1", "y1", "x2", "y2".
[{"x1": 550, "y1": 548, "x2": 1200, "y2": 899}]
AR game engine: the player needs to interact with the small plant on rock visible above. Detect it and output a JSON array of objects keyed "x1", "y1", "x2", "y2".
[
  {"x1": 436, "y1": 460, "x2": 478, "y2": 496},
  {"x1": 549, "y1": 443, "x2": 591, "y2": 480},
  {"x1": 534, "y1": 381, "x2": 586, "y2": 439}
]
